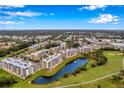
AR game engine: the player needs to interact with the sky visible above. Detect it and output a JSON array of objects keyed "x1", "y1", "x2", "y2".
[{"x1": 0, "y1": 5, "x2": 124, "y2": 30}]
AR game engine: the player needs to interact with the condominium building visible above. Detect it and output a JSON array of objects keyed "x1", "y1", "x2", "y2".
[
  {"x1": 49, "y1": 46, "x2": 64, "y2": 54},
  {"x1": 62, "y1": 48, "x2": 77, "y2": 59},
  {"x1": 28, "y1": 42, "x2": 49, "y2": 53},
  {"x1": 1, "y1": 58, "x2": 35, "y2": 79},
  {"x1": 28, "y1": 44, "x2": 41, "y2": 52},
  {"x1": 42, "y1": 53, "x2": 63, "y2": 69},
  {"x1": 78, "y1": 45, "x2": 93, "y2": 53},
  {"x1": 26, "y1": 49, "x2": 49, "y2": 61}
]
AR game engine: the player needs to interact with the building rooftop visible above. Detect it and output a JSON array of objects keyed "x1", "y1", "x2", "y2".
[
  {"x1": 63, "y1": 48, "x2": 77, "y2": 53},
  {"x1": 42, "y1": 53, "x2": 62, "y2": 63},
  {"x1": 2, "y1": 58, "x2": 34, "y2": 69}
]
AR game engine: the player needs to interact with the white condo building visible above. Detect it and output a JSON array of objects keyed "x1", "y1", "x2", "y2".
[
  {"x1": 26, "y1": 49, "x2": 49, "y2": 61},
  {"x1": 62, "y1": 48, "x2": 77, "y2": 59},
  {"x1": 49, "y1": 46, "x2": 65, "y2": 54},
  {"x1": 78, "y1": 45, "x2": 93, "y2": 53},
  {"x1": 28, "y1": 44, "x2": 41, "y2": 52},
  {"x1": 28, "y1": 42, "x2": 49, "y2": 53},
  {"x1": 1, "y1": 58, "x2": 35, "y2": 79},
  {"x1": 42, "y1": 53, "x2": 63, "y2": 69}
]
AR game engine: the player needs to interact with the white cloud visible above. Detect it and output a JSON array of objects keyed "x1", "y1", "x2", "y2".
[
  {"x1": 113, "y1": 22, "x2": 119, "y2": 24},
  {"x1": 0, "y1": 21, "x2": 24, "y2": 25},
  {"x1": 0, "y1": 5, "x2": 25, "y2": 9},
  {"x1": 3, "y1": 11, "x2": 41, "y2": 17},
  {"x1": 88, "y1": 14, "x2": 119, "y2": 24},
  {"x1": 49, "y1": 13, "x2": 54, "y2": 16},
  {"x1": 78, "y1": 5, "x2": 107, "y2": 11},
  {"x1": 1, "y1": 11, "x2": 54, "y2": 18}
]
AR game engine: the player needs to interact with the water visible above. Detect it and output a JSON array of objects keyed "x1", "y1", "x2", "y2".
[{"x1": 32, "y1": 58, "x2": 88, "y2": 84}]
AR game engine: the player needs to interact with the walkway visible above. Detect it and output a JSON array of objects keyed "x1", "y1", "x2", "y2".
[{"x1": 57, "y1": 72, "x2": 119, "y2": 88}]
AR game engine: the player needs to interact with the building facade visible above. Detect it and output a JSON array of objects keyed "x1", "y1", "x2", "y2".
[
  {"x1": 42, "y1": 53, "x2": 63, "y2": 69},
  {"x1": 62, "y1": 48, "x2": 77, "y2": 59},
  {"x1": 1, "y1": 58, "x2": 35, "y2": 79},
  {"x1": 78, "y1": 45, "x2": 94, "y2": 53},
  {"x1": 26, "y1": 49, "x2": 49, "y2": 61}
]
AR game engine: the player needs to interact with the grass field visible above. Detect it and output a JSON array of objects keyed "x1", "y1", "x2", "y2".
[
  {"x1": 0, "y1": 51, "x2": 123, "y2": 88},
  {"x1": 69, "y1": 51, "x2": 123, "y2": 88},
  {"x1": 70, "y1": 75, "x2": 124, "y2": 88},
  {"x1": 0, "y1": 48, "x2": 28, "y2": 61}
]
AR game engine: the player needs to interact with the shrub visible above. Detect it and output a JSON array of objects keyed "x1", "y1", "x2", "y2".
[
  {"x1": 97, "y1": 84, "x2": 101, "y2": 88},
  {"x1": 80, "y1": 67, "x2": 87, "y2": 71},
  {"x1": 75, "y1": 68, "x2": 81, "y2": 73},
  {"x1": 120, "y1": 69, "x2": 124, "y2": 76},
  {"x1": 0, "y1": 77, "x2": 17, "y2": 87},
  {"x1": 63, "y1": 73, "x2": 70, "y2": 78},
  {"x1": 72, "y1": 72, "x2": 77, "y2": 76},
  {"x1": 91, "y1": 63, "x2": 97, "y2": 67},
  {"x1": 112, "y1": 74, "x2": 123, "y2": 81}
]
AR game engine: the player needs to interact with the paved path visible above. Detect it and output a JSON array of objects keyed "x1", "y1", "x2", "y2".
[{"x1": 56, "y1": 72, "x2": 119, "y2": 88}]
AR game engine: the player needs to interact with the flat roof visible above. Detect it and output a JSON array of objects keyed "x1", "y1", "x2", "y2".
[
  {"x1": 42, "y1": 53, "x2": 62, "y2": 63},
  {"x1": 2, "y1": 58, "x2": 33, "y2": 69}
]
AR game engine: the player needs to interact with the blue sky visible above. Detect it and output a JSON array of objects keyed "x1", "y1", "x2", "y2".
[{"x1": 0, "y1": 5, "x2": 124, "y2": 30}]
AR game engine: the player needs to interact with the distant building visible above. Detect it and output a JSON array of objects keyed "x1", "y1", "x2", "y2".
[
  {"x1": 49, "y1": 46, "x2": 64, "y2": 54},
  {"x1": 28, "y1": 42, "x2": 49, "y2": 53},
  {"x1": 111, "y1": 43, "x2": 124, "y2": 51},
  {"x1": 42, "y1": 53, "x2": 63, "y2": 69},
  {"x1": 1, "y1": 58, "x2": 35, "y2": 79},
  {"x1": 78, "y1": 45, "x2": 94, "y2": 53},
  {"x1": 28, "y1": 44, "x2": 40, "y2": 52}
]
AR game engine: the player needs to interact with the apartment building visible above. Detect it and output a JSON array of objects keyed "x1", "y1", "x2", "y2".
[
  {"x1": 26, "y1": 49, "x2": 49, "y2": 61},
  {"x1": 28, "y1": 44, "x2": 41, "y2": 52},
  {"x1": 1, "y1": 58, "x2": 35, "y2": 79},
  {"x1": 49, "y1": 46, "x2": 64, "y2": 54},
  {"x1": 42, "y1": 53, "x2": 63, "y2": 69},
  {"x1": 78, "y1": 45, "x2": 93, "y2": 53},
  {"x1": 62, "y1": 48, "x2": 77, "y2": 59},
  {"x1": 28, "y1": 42, "x2": 49, "y2": 53}
]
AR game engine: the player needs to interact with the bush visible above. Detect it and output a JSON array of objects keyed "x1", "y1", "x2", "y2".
[
  {"x1": 91, "y1": 63, "x2": 97, "y2": 67},
  {"x1": 97, "y1": 84, "x2": 101, "y2": 88},
  {"x1": 72, "y1": 72, "x2": 77, "y2": 76},
  {"x1": 75, "y1": 68, "x2": 81, "y2": 73},
  {"x1": 112, "y1": 74, "x2": 123, "y2": 81},
  {"x1": 0, "y1": 77, "x2": 17, "y2": 87},
  {"x1": 120, "y1": 69, "x2": 124, "y2": 76},
  {"x1": 63, "y1": 73, "x2": 70, "y2": 78},
  {"x1": 80, "y1": 67, "x2": 87, "y2": 71}
]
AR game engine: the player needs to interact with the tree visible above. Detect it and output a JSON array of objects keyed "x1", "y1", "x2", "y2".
[
  {"x1": 0, "y1": 77, "x2": 17, "y2": 87},
  {"x1": 112, "y1": 74, "x2": 123, "y2": 81},
  {"x1": 63, "y1": 73, "x2": 70, "y2": 78},
  {"x1": 97, "y1": 84, "x2": 101, "y2": 88}
]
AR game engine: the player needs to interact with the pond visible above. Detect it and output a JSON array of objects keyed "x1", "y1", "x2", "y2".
[{"x1": 32, "y1": 58, "x2": 88, "y2": 84}]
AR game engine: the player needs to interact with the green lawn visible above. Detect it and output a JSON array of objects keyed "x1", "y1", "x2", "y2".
[
  {"x1": 0, "y1": 51, "x2": 123, "y2": 88},
  {"x1": 0, "y1": 47, "x2": 28, "y2": 61},
  {"x1": 70, "y1": 76, "x2": 124, "y2": 88},
  {"x1": 69, "y1": 51, "x2": 123, "y2": 88}
]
